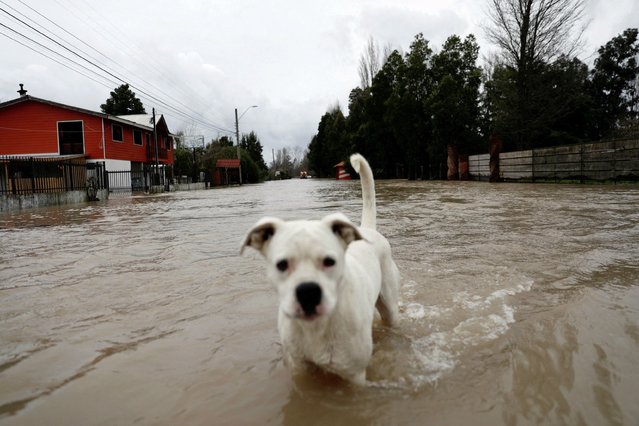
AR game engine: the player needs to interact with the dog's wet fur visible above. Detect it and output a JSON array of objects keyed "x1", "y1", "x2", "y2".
[{"x1": 241, "y1": 154, "x2": 400, "y2": 384}]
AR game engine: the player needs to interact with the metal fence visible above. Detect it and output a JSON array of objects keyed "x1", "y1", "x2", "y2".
[
  {"x1": 0, "y1": 156, "x2": 106, "y2": 195},
  {"x1": 106, "y1": 170, "x2": 146, "y2": 194},
  {"x1": 105, "y1": 166, "x2": 169, "y2": 195}
]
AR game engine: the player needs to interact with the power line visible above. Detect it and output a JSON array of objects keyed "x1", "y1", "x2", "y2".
[
  {"x1": 0, "y1": 21, "x2": 120, "y2": 87},
  {"x1": 62, "y1": 0, "x2": 216, "y2": 111},
  {"x1": 12, "y1": 0, "x2": 227, "y2": 131},
  {"x1": 55, "y1": 0, "x2": 230, "y2": 129},
  {"x1": 0, "y1": 3, "x2": 236, "y2": 134},
  {"x1": 0, "y1": 31, "x2": 115, "y2": 91}
]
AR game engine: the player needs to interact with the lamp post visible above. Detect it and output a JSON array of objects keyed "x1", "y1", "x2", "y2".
[{"x1": 235, "y1": 105, "x2": 258, "y2": 185}]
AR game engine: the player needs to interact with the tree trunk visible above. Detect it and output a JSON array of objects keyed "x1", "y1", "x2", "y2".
[
  {"x1": 489, "y1": 135, "x2": 502, "y2": 182},
  {"x1": 459, "y1": 154, "x2": 469, "y2": 180},
  {"x1": 447, "y1": 144, "x2": 459, "y2": 180}
]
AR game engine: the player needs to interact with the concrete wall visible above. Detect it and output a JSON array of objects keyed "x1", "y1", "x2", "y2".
[
  {"x1": 169, "y1": 182, "x2": 206, "y2": 192},
  {"x1": 469, "y1": 139, "x2": 639, "y2": 182},
  {"x1": 0, "y1": 189, "x2": 109, "y2": 212},
  {"x1": 1, "y1": 180, "x2": 211, "y2": 212}
]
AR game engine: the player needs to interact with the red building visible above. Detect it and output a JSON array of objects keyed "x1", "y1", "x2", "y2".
[
  {"x1": 214, "y1": 159, "x2": 240, "y2": 186},
  {"x1": 334, "y1": 161, "x2": 351, "y2": 180},
  {"x1": 0, "y1": 91, "x2": 174, "y2": 174}
]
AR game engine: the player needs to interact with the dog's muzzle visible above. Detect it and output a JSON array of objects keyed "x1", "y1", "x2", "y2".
[{"x1": 295, "y1": 282, "x2": 322, "y2": 317}]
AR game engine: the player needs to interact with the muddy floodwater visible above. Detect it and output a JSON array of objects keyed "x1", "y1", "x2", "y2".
[{"x1": 1, "y1": 179, "x2": 638, "y2": 425}]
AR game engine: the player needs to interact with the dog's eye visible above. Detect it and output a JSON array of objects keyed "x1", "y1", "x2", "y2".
[
  {"x1": 323, "y1": 257, "x2": 336, "y2": 267},
  {"x1": 276, "y1": 260, "x2": 289, "y2": 272}
]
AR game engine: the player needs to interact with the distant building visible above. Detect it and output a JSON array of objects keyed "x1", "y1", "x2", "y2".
[
  {"x1": 0, "y1": 89, "x2": 174, "y2": 174},
  {"x1": 334, "y1": 161, "x2": 351, "y2": 180}
]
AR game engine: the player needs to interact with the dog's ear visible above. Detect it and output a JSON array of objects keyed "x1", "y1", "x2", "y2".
[
  {"x1": 322, "y1": 213, "x2": 364, "y2": 246},
  {"x1": 241, "y1": 217, "x2": 285, "y2": 256}
]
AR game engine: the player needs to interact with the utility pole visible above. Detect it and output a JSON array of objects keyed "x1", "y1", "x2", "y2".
[
  {"x1": 152, "y1": 108, "x2": 159, "y2": 185},
  {"x1": 234, "y1": 105, "x2": 258, "y2": 185},
  {"x1": 235, "y1": 108, "x2": 242, "y2": 185}
]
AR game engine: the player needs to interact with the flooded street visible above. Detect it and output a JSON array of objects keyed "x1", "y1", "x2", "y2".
[{"x1": 1, "y1": 179, "x2": 639, "y2": 425}]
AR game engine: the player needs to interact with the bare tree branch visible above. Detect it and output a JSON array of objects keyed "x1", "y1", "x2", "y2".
[
  {"x1": 484, "y1": 0, "x2": 587, "y2": 69},
  {"x1": 358, "y1": 36, "x2": 390, "y2": 88}
]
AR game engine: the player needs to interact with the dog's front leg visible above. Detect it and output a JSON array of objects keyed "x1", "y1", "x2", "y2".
[
  {"x1": 282, "y1": 350, "x2": 309, "y2": 375},
  {"x1": 342, "y1": 369, "x2": 366, "y2": 385}
]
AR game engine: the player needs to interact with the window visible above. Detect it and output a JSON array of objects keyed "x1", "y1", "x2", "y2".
[
  {"x1": 112, "y1": 124, "x2": 123, "y2": 142},
  {"x1": 133, "y1": 129, "x2": 143, "y2": 146},
  {"x1": 58, "y1": 121, "x2": 84, "y2": 155}
]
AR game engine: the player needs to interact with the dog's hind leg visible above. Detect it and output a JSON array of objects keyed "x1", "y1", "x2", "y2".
[{"x1": 376, "y1": 257, "x2": 400, "y2": 327}]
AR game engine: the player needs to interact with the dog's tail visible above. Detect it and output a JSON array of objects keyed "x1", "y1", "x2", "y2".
[{"x1": 350, "y1": 153, "x2": 376, "y2": 230}]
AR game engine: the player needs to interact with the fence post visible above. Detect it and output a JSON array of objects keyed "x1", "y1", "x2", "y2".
[
  {"x1": 580, "y1": 140, "x2": 584, "y2": 184},
  {"x1": 532, "y1": 148, "x2": 536, "y2": 183},
  {"x1": 10, "y1": 161, "x2": 17, "y2": 195},
  {"x1": 64, "y1": 162, "x2": 70, "y2": 191},
  {"x1": 30, "y1": 157, "x2": 36, "y2": 194},
  {"x1": 489, "y1": 135, "x2": 501, "y2": 182},
  {"x1": 612, "y1": 139, "x2": 617, "y2": 184},
  {"x1": 104, "y1": 163, "x2": 108, "y2": 191}
]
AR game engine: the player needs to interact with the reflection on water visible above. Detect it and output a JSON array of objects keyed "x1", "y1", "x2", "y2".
[{"x1": 1, "y1": 180, "x2": 638, "y2": 425}]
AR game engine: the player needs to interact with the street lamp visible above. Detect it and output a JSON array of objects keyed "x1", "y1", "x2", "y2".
[{"x1": 235, "y1": 105, "x2": 258, "y2": 185}]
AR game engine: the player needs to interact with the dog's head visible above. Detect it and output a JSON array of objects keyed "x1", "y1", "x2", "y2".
[{"x1": 241, "y1": 213, "x2": 364, "y2": 321}]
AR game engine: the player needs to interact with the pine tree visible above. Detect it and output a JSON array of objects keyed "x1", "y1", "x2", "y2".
[{"x1": 100, "y1": 84, "x2": 146, "y2": 115}]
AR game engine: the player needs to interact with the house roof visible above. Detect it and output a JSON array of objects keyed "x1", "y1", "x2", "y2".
[
  {"x1": 216, "y1": 159, "x2": 240, "y2": 168},
  {"x1": 116, "y1": 114, "x2": 155, "y2": 127},
  {"x1": 0, "y1": 95, "x2": 171, "y2": 134},
  {"x1": 117, "y1": 113, "x2": 177, "y2": 137}
]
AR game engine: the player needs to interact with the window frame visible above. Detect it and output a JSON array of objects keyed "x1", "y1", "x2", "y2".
[
  {"x1": 112, "y1": 123, "x2": 123, "y2": 142},
  {"x1": 57, "y1": 120, "x2": 85, "y2": 155},
  {"x1": 133, "y1": 129, "x2": 143, "y2": 146}
]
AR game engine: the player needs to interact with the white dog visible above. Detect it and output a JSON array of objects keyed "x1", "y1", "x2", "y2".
[{"x1": 241, "y1": 154, "x2": 400, "y2": 384}]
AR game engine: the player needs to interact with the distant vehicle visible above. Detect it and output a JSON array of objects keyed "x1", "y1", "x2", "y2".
[
  {"x1": 299, "y1": 171, "x2": 308, "y2": 179},
  {"x1": 274, "y1": 170, "x2": 291, "y2": 180}
]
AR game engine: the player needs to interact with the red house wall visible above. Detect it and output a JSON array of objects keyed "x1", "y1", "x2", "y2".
[
  {"x1": 0, "y1": 99, "x2": 173, "y2": 165},
  {"x1": 104, "y1": 120, "x2": 149, "y2": 163},
  {"x1": 0, "y1": 100, "x2": 103, "y2": 156}
]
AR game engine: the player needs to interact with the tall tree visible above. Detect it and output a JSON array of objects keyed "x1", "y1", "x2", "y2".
[
  {"x1": 431, "y1": 34, "x2": 482, "y2": 178},
  {"x1": 241, "y1": 131, "x2": 268, "y2": 171},
  {"x1": 485, "y1": 0, "x2": 586, "y2": 67},
  {"x1": 386, "y1": 33, "x2": 434, "y2": 179},
  {"x1": 100, "y1": 84, "x2": 146, "y2": 115},
  {"x1": 485, "y1": 0, "x2": 587, "y2": 149},
  {"x1": 307, "y1": 106, "x2": 348, "y2": 177},
  {"x1": 542, "y1": 55, "x2": 592, "y2": 145},
  {"x1": 588, "y1": 28, "x2": 639, "y2": 139},
  {"x1": 358, "y1": 37, "x2": 392, "y2": 89},
  {"x1": 366, "y1": 50, "x2": 405, "y2": 177},
  {"x1": 484, "y1": 57, "x2": 593, "y2": 151}
]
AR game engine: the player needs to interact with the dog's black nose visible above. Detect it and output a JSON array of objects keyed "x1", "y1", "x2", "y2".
[{"x1": 296, "y1": 282, "x2": 322, "y2": 315}]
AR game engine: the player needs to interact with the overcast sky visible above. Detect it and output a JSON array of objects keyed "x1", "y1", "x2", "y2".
[{"x1": 0, "y1": 0, "x2": 636, "y2": 162}]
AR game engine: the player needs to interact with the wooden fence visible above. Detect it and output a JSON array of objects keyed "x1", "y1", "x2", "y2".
[{"x1": 469, "y1": 139, "x2": 639, "y2": 182}]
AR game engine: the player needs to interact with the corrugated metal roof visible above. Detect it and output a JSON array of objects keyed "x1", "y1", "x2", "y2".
[
  {"x1": 116, "y1": 114, "x2": 156, "y2": 127},
  {"x1": 216, "y1": 159, "x2": 240, "y2": 168}
]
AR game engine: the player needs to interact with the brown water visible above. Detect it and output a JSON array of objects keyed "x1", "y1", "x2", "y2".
[{"x1": 1, "y1": 180, "x2": 638, "y2": 425}]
